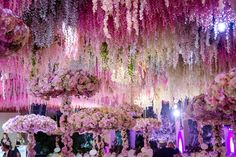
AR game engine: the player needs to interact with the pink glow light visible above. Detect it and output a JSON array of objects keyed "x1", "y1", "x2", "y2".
[
  {"x1": 177, "y1": 130, "x2": 184, "y2": 153},
  {"x1": 230, "y1": 136, "x2": 234, "y2": 153}
]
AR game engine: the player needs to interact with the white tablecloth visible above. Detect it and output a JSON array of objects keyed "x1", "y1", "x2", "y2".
[{"x1": 0, "y1": 145, "x2": 27, "y2": 157}]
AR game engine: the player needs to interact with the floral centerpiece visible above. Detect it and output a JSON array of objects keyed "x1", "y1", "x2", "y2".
[
  {"x1": 117, "y1": 103, "x2": 143, "y2": 118},
  {"x1": 133, "y1": 118, "x2": 161, "y2": 131},
  {"x1": 68, "y1": 107, "x2": 135, "y2": 133},
  {"x1": 2, "y1": 114, "x2": 57, "y2": 133},
  {"x1": 0, "y1": 7, "x2": 29, "y2": 57},
  {"x1": 185, "y1": 94, "x2": 232, "y2": 125},
  {"x1": 2, "y1": 114, "x2": 57, "y2": 157},
  {"x1": 205, "y1": 68, "x2": 236, "y2": 114},
  {"x1": 29, "y1": 68, "x2": 100, "y2": 100}
]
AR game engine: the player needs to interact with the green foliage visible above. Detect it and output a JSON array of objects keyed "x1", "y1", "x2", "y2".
[
  {"x1": 30, "y1": 45, "x2": 40, "y2": 79},
  {"x1": 100, "y1": 42, "x2": 109, "y2": 71},
  {"x1": 128, "y1": 57, "x2": 134, "y2": 78}
]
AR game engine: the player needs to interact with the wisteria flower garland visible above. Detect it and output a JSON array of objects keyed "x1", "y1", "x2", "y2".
[
  {"x1": 0, "y1": 7, "x2": 29, "y2": 57},
  {"x1": 29, "y1": 67, "x2": 100, "y2": 100},
  {"x1": 2, "y1": 114, "x2": 57, "y2": 157},
  {"x1": 60, "y1": 96, "x2": 74, "y2": 157},
  {"x1": 205, "y1": 68, "x2": 236, "y2": 114}
]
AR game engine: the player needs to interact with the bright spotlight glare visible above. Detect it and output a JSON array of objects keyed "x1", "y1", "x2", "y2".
[
  {"x1": 230, "y1": 137, "x2": 235, "y2": 153},
  {"x1": 173, "y1": 104, "x2": 178, "y2": 109},
  {"x1": 179, "y1": 138, "x2": 183, "y2": 153},
  {"x1": 217, "y1": 22, "x2": 226, "y2": 32},
  {"x1": 173, "y1": 110, "x2": 180, "y2": 117}
]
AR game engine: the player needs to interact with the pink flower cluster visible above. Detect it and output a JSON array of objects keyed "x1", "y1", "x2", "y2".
[
  {"x1": 205, "y1": 68, "x2": 236, "y2": 114},
  {"x1": 29, "y1": 68, "x2": 100, "y2": 100},
  {"x1": 2, "y1": 114, "x2": 57, "y2": 134},
  {"x1": 0, "y1": 7, "x2": 29, "y2": 57},
  {"x1": 68, "y1": 107, "x2": 136, "y2": 133},
  {"x1": 132, "y1": 118, "x2": 161, "y2": 132},
  {"x1": 117, "y1": 103, "x2": 143, "y2": 118},
  {"x1": 185, "y1": 94, "x2": 231, "y2": 125}
]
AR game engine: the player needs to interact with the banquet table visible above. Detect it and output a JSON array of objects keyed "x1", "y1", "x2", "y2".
[{"x1": 0, "y1": 145, "x2": 27, "y2": 157}]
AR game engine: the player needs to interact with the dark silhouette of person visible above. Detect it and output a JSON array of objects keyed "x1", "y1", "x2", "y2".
[
  {"x1": 153, "y1": 142, "x2": 176, "y2": 157},
  {"x1": 1, "y1": 142, "x2": 16, "y2": 157}
]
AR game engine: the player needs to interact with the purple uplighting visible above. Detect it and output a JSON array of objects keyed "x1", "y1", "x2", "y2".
[
  {"x1": 224, "y1": 127, "x2": 235, "y2": 156},
  {"x1": 177, "y1": 130, "x2": 184, "y2": 153}
]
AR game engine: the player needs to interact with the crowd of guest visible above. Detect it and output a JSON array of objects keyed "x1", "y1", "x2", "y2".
[
  {"x1": 0, "y1": 133, "x2": 25, "y2": 157},
  {"x1": 151, "y1": 141, "x2": 182, "y2": 157}
]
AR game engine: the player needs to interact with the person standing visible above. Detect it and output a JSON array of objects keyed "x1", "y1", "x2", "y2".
[
  {"x1": 1, "y1": 141, "x2": 16, "y2": 157},
  {"x1": 15, "y1": 133, "x2": 25, "y2": 147},
  {"x1": 1, "y1": 133, "x2": 11, "y2": 147},
  {"x1": 14, "y1": 133, "x2": 25, "y2": 157},
  {"x1": 167, "y1": 141, "x2": 182, "y2": 157}
]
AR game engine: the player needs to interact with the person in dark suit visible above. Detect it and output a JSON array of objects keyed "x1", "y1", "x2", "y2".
[
  {"x1": 1, "y1": 141, "x2": 16, "y2": 157},
  {"x1": 167, "y1": 141, "x2": 182, "y2": 157},
  {"x1": 153, "y1": 142, "x2": 176, "y2": 157}
]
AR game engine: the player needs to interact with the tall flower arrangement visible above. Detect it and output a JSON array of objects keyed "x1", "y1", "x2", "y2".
[
  {"x1": 29, "y1": 68, "x2": 100, "y2": 100},
  {"x1": 2, "y1": 114, "x2": 57, "y2": 157},
  {"x1": 0, "y1": 7, "x2": 29, "y2": 57},
  {"x1": 29, "y1": 62, "x2": 100, "y2": 156},
  {"x1": 68, "y1": 107, "x2": 136, "y2": 156}
]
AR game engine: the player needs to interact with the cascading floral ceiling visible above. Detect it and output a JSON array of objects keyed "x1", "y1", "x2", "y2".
[{"x1": 0, "y1": 0, "x2": 235, "y2": 112}]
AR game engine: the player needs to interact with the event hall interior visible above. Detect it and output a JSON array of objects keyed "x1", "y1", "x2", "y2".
[{"x1": 0, "y1": 0, "x2": 236, "y2": 157}]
